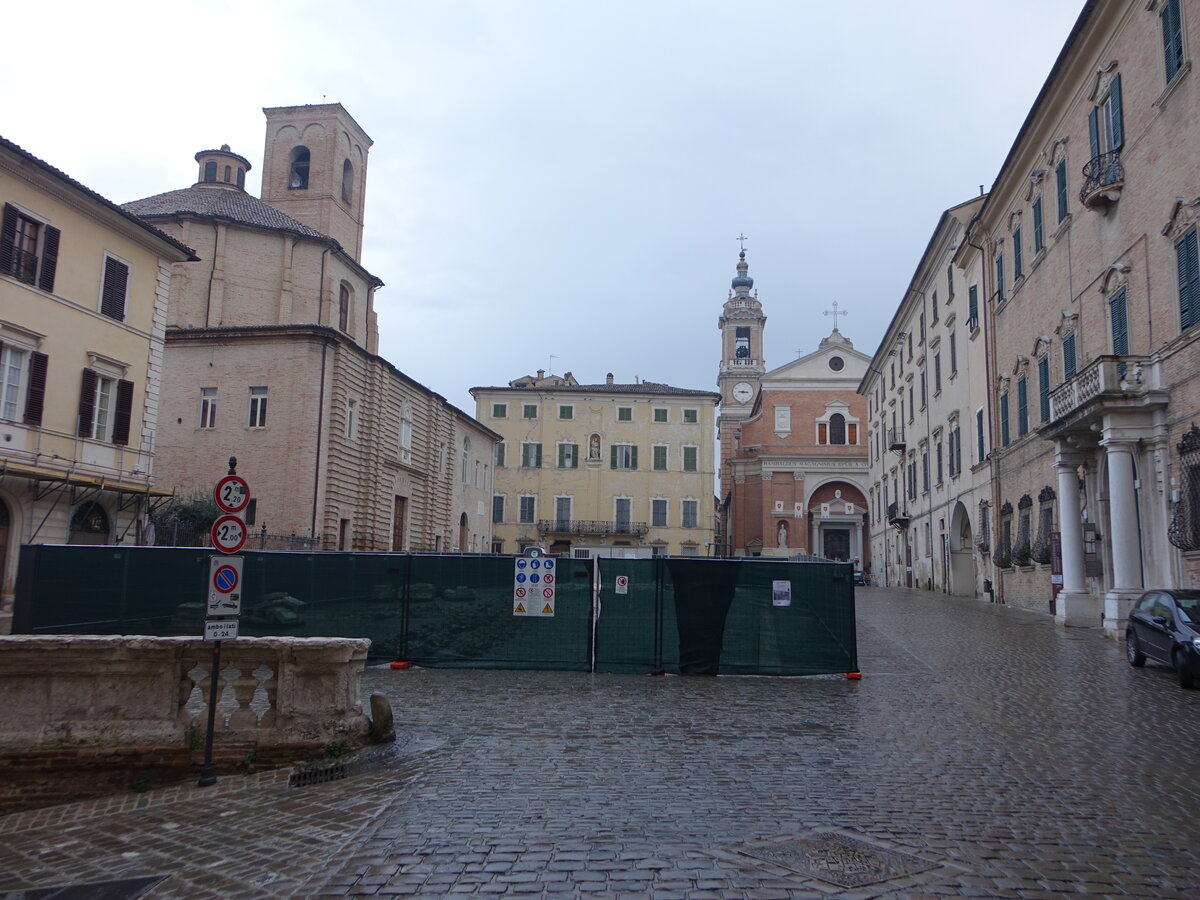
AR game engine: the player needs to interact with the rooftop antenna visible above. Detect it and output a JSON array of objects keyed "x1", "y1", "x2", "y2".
[{"x1": 548, "y1": 354, "x2": 558, "y2": 375}]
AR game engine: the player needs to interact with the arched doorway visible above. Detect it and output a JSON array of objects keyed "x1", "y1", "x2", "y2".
[
  {"x1": 69, "y1": 501, "x2": 110, "y2": 545},
  {"x1": 948, "y1": 500, "x2": 976, "y2": 597},
  {"x1": 458, "y1": 512, "x2": 468, "y2": 553}
]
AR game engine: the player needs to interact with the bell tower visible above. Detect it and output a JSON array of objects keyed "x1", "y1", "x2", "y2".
[
  {"x1": 260, "y1": 103, "x2": 372, "y2": 261},
  {"x1": 716, "y1": 241, "x2": 766, "y2": 521}
]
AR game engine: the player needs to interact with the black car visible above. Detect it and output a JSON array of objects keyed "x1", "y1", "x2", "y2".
[{"x1": 1126, "y1": 589, "x2": 1200, "y2": 689}]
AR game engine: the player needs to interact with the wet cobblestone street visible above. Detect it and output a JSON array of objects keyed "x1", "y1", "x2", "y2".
[{"x1": 2, "y1": 585, "x2": 1198, "y2": 898}]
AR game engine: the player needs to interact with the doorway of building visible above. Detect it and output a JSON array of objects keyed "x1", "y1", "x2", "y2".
[
  {"x1": 392, "y1": 496, "x2": 407, "y2": 551},
  {"x1": 823, "y1": 529, "x2": 850, "y2": 561},
  {"x1": 0, "y1": 498, "x2": 9, "y2": 595},
  {"x1": 458, "y1": 513, "x2": 468, "y2": 552}
]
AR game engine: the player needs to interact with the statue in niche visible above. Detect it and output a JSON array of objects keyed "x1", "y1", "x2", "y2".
[
  {"x1": 778, "y1": 522, "x2": 788, "y2": 548},
  {"x1": 589, "y1": 433, "x2": 600, "y2": 460}
]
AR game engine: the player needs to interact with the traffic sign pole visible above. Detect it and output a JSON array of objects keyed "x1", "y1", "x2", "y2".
[{"x1": 200, "y1": 456, "x2": 250, "y2": 788}]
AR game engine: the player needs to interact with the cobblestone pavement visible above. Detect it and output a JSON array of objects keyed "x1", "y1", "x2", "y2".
[{"x1": 2, "y1": 586, "x2": 1199, "y2": 899}]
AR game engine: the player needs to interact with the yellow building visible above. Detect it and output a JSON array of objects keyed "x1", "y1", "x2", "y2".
[
  {"x1": 0, "y1": 135, "x2": 196, "y2": 622},
  {"x1": 473, "y1": 371, "x2": 720, "y2": 557}
]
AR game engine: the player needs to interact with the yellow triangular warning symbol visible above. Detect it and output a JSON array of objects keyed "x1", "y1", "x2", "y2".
[
  {"x1": 542, "y1": 603, "x2": 553, "y2": 614},
  {"x1": 515, "y1": 603, "x2": 526, "y2": 613}
]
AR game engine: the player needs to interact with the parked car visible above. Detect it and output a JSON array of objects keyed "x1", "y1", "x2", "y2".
[
  {"x1": 853, "y1": 571, "x2": 868, "y2": 586},
  {"x1": 1125, "y1": 589, "x2": 1200, "y2": 689}
]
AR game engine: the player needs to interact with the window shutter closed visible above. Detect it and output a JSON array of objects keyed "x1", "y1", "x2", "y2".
[
  {"x1": 77, "y1": 368, "x2": 97, "y2": 438},
  {"x1": 24, "y1": 351, "x2": 48, "y2": 426},
  {"x1": 1163, "y1": 0, "x2": 1184, "y2": 82},
  {"x1": 630, "y1": 446, "x2": 637, "y2": 470},
  {"x1": 0, "y1": 204, "x2": 16, "y2": 274},
  {"x1": 534, "y1": 444, "x2": 542, "y2": 468},
  {"x1": 1177, "y1": 229, "x2": 1199, "y2": 331},
  {"x1": 112, "y1": 379, "x2": 134, "y2": 445},
  {"x1": 1088, "y1": 107, "x2": 1100, "y2": 161},
  {"x1": 610, "y1": 445, "x2": 617, "y2": 468},
  {"x1": 38, "y1": 225, "x2": 60, "y2": 293},
  {"x1": 101, "y1": 257, "x2": 129, "y2": 320},
  {"x1": 1110, "y1": 289, "x2": 1128, "y2": 355},
  {"x1": 1110, "y1": 73, "x2": 1124, "y2": 150},
  {"x1": 1063, "y1": 333, "x2": 1077, "y2": 379}
]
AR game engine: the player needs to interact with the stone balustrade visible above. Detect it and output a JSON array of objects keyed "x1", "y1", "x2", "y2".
[{"x1": 0, "y1": 635, "x2": 372, "y2": 750}]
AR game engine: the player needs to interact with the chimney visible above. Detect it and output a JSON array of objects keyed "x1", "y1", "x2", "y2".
[
  {"x1": 537, "y1": 369, "x2": 545, "y2": 379},
  {"x1": 606, "y1": 373, "x2": 614, "y2": 385}
]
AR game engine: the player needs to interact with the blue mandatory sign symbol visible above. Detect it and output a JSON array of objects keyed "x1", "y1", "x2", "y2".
[
  {"x1": 516, "y1": 573, "x2": 527, "y2": 583},
  {"x1": 530, "y1": 573, "x2": 540, "y2": 584},
  {"x1": 516, "y1": 559, "x2": 528, "y2": 570},
  {"x1": 530, "y1": 559, "x2": 541, "y2": 569},
  {"x1": 544, "y1": 558, "x2": 555, "y2": 571}
]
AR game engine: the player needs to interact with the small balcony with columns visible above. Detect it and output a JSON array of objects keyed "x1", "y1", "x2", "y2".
[{"x1": 1042, "y1": 355, "x2": 1169, "y2": 634}]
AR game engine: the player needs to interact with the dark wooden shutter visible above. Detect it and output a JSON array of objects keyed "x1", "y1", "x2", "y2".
[
  {"x1": 1163, "y1": 0, "x2": 1183, "y2": 81},
  {"x1": 1178, "y1": 228, "x2": 1199, "y2": 331},
  {"x1": 1063, "y1": 333, "x2": 1077, "y2": 379},
  {"x1": 38, "y1": 225, "x2": 60, "y2": 293},
  {"x1": 112, "y1": 379, "x2": 134, "y2": 445},
  {"x1": 0, "y1": 204, "x2": 16, "y2": 275},
  {"x1": 1056, "y1": 160, "x2": 1069, "y2": 220},
  {"x1": 100, "y1": 257, "x2": 128, "y2": 320},
  {"x1": 77, "y1": 369, "x2": 97, "y2": 438},
  {"x1": 1013, "y1": 228, "x2": 1022, "y2": 278},
  {"x1": 630, "y1": 446, "x2": 637, "y2": 470},
  {"x1": 610, "y1": 445, "x2": 617, "y2": 468},
  {"x1": 1109, "y1": 73, "x2": 1124, "y2": 150},
  {"x1": 1088, "y1": 107, "x2": 1100, "y2": 161},
  {"x1": 23, "y1": 351, "x2": 48, "y2": 426}
]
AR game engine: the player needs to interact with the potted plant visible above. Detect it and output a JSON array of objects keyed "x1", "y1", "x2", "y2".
[
  {"x1": 1013, "y1": 542, "x2": 1032, "y2": 566},
  {"x1": 1034, "y1": 542, "x2": 1051, "y2": 565}
]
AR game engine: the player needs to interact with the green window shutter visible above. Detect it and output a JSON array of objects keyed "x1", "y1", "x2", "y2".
[
  {"x1": 653, "y1": 445, "x2": 667, "y2": 470},
  {"x1": 1163, "y1": 0, "x2": 1184, "y2": 82},
  {"x1": 995, "y1": 254, "x2": 1004, "y2": 300},
  {"x1": 610, "y1": 445, "x2": 617, "y2": 468},
  {"x1": 1088, "y1": 107, "x2": 1100, "y2": 161},
  {"x1": 1178, "y1": 228, "x2": 1200, "y2": 331},
  {"x1": 1000, "y1": 392, "x2": 1010, "y2": 447},
  {"x1": 1017, "y1": 377, "x2": 1028, "y2": 436},
  {"x1": 1110, "y1": 289, "x2": 1128, "y2": 356},
  {"x1": 1109, "y1": 72, "x2": 1124, "y2": 150},
  {"x1": 630, "y1": 446, "x2": 637, "y2": 470},
  {"x1": 1013, "y1": 228, "x2": 1023, "y2": 279},
  {"x1": 1038, "y1": 356, "x2": 1050, "y2": 422},
  {"x1": 1056, "y1": 160, "x2": 1068, "y2": 221},
  {"x1": 495, "y1": 443, "x2": 505, "y2": 467},
  {"x1": 1033, "y1": 198, "x2": 1044, "y2": 251},
  {"x1": 535, "y1": 444, "x2": 542, "y2": 467},
  {"x1": 683, "y1": 446, "x2": 697, "y2": 471},
  {"x1": 1063, "y1": 333, "x2": 1077, "y2": 379}
]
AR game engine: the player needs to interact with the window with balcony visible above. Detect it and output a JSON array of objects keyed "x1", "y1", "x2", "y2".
[
  {"x1": 1, "y1": 204, "x2": 59, "y2": 291},
  {"x1": 1083, "y1": 73, "x2": 1124, "y2": 206},
  {"x1": 615, "y1": 498, "x2": 632, "y2": 531},
  {"x1": 554, "y1": 496, "x2": 572, "y2": 530},
  {"x1": 1110, "y1": 287, "x2": 1129, "y2": 356}
]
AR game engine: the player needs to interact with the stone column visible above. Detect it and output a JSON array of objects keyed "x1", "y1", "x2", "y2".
[
  {"x1": 1101, "y1": 438, "x2": 1143, "y2": 634},
  {"x1": 1054, "y1": 450, "x2": 1095, "y2": 626}
]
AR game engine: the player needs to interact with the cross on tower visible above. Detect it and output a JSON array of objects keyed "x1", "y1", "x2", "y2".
[
  {"x1": 823, "y1": 301, "x2": 848, "y2": 324},
  {"x1": 737, "y1": 233, "x2": 748, "y2": 251}
]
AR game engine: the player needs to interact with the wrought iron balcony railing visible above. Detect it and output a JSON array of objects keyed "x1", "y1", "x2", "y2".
[
  {"x1": 536, "y1": 519, "x2": 649, "y2": 537},
  {"x1": 887, "y1": 428, "x2": 905, "y2": 452},
  {"x1": 887, "y1": 502, "x2": 909, "y2": 527},
  {"x1": 1080, "y1": 151, "x2": 1124, "y2": 207}
]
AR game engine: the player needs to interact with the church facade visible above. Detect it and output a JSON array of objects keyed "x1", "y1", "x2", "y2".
[
  {"x1": 717, "y1": 251, "x2": 871, "y2": 562},
  {"x1": 125, "y1": 104, "x2": 498, "y2": 552}
]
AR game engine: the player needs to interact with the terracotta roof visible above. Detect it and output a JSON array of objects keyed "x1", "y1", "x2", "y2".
[
  {"x1": 0, "y1": 135, "x2": 197, "y2": 261},
  {"x1": 472, "y1": 381, "x2": 720, "y2": 399},
  {"x1": 123, "y1": 187, "x2": 333, "y2": 244}
]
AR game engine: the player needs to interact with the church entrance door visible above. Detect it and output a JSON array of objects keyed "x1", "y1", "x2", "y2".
[{"x1": 823, "y1": 529, "x2": 850, "y2": 561}]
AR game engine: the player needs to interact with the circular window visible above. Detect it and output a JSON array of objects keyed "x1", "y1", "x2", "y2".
[{"x1": 828, "y1": 356, "x2": 845, "y2": 371}]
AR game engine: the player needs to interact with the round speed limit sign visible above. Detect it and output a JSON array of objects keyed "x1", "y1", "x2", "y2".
[{"x1": 211, "y1": 515, "x2": 247, "y2": 553}]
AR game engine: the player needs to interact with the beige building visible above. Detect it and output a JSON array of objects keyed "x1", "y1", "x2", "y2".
[
  {"x1": 0, "y1": 135, "x2": 196, "y2": 621},
  {"x1": 124, "y1": 104, "x2": 497, "y2": 552},
  {"x1": 862, "y1": 197, "x2": 991, "y2": 594},
  {"x1": 949, "y1": 0, "x2": 1200, "y2": 635},
  {"x1": 473, "y1": 371, "x2": 720, "y2": 557}
]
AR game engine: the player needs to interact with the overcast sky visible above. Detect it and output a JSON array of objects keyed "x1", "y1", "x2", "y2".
[{"x1": 4, "y1": 0, "x2": 1084, "y2": 414}]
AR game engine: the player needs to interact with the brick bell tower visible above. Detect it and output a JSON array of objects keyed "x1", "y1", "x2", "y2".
[
  {"x1": 716, "y1": 240, "x2": 766, "y2": 534},
  {"x1": 259, "y1": 103, "x2": 372, "y2": 261}
]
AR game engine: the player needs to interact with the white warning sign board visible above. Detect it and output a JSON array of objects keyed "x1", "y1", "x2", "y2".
[
  {"x1": 514, "y1": 556, "x2": 556, "y2": 616},
  {"x1": 615, "y1": 574, "x2": 629, "y2": 595}
]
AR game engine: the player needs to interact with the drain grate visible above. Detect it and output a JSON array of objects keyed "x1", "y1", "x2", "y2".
[
  {"x1": 738, "y1": 831, "x2": 937, "y2": 888},
  {"x1": 289, "y1": 762, "x2": 347, "y2": 788}
]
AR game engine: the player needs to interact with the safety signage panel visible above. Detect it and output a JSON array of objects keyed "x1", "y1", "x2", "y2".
[
  {"x1": 213, "y1": 475, "x2": 251, "y2": 514},
  {"x1": 204, "y1": 618, "x2": 240, "y2": 641},
  {"x1": 211, "y1": 515, "x2": 247, "y2": 553},
  {"x1": 615, "y1": 575, "x2": 629, "y2": 595},
  {"x1": 207, "y1": 555, "x2": 243, "y2": 616},
  {"x1": 514, "y1": 556, "x2": 556, "y2": 616}
]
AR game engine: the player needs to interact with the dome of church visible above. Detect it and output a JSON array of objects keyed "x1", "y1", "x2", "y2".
[{"x1": 731, "y1": 250, "x2": 754, "y2": 290}]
